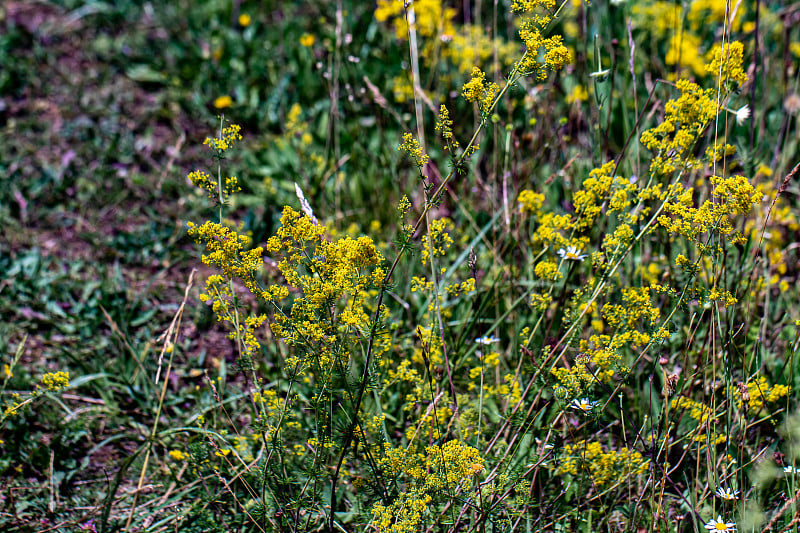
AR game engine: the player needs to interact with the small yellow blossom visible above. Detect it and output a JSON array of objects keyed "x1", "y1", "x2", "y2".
[
  {"x1": 300, "y1": 33, "x2": 315, "y2": 47},
  {"x1": 168, "y1": 450, "x2": 187, "y2": 461},
  {"x1": 238, "y1": 13, "x2": 251, "y2": 27},
  {"x1": 41, "y1": 371, "x2": 69, "y2": 392},
  {"x1": 213, "y1": 95, "x2": 233, "y2": 109},
  {"x1": 518, "y1": 190, "x2": 544, "y2": 214},
  {"x1": 566, "y1": 85, "x2": 588, "y2": 104}
]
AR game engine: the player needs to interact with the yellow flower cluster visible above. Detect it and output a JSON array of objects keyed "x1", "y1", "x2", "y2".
[
  {"x1": 284, "y1": 103, "x2": 308, "y2": 143},
  {"x1": 374, "y1": 0, "x2": 518, "y2": 84},
  {"x1": 168, "y1": 449, "x2": 187, "y2": 461},
  {"x1": 733, "y1": 376, "x2": 791, "y2": 411},
  {"x1": 658, "y1": 175, "x2": 761, "y2": 243},
  {"x1": 705, "y1": 143, "x2": 737, "y2": 165},
  {"x1": 552, "y1": 340, "x2": 616, "y2": 397},
  {"x1": 188, "y1": 170, "x2": 240, "y2": 202},
  {"x1": 411, "y1": 324, "x2": 444, "y2": 369},
  {"x1": 385, "y1": 360, "x2": 421, "y2": 388},
  {"x1": 399, "y1": 133, "x2": 429, "y2": 168},
  {"x1": 631, "y1": 2, "x2": 682, "y2": 38},
  {"x1": 372, "y1": 440, "x2": 483, "y2": 532},
  {"x1": 534, "y1": 259, "x2": 562, "y2": 281},
  {"x1": 704, "y1": 41, "x2": 747, "y2": 88},
  {"x1": 298, "y1": 33, "x2": 314, "y2": 47},
  {"x1": 574, "y1": 162, "x2": 623, "y2": 230},
  {"x1": 553, "y1": 285, "x2": 667, "y2": 396},
  {"x1": 413, "y1": 274, "x2": 475, "y2": 298},
  {"x1": 203, "y1": 124, "x2": 242, "y2": 152},
  {"x1": 603, "y1": 287, "x2": 660, "y2": 331},
  {"x1": 374, "y1": 0, "x2": 457, "y2": 41},
  {"x1": 196, "y1": 275, "x2": 267, "y2": 361},
  {"x1": 410, "y1": 276, "x2": 434, "y2": 293},
  {"x1": 530, "y1": 292, "x2": 551, "y2": 311},
  {"x1": 554, "y1": 440, "x2": 649, "y2": 487},
  {"x1": 213, "y1": 95, "x2": 233, "y2": 109},
  {"x1": 420, "y1": 218, "x2": 453, "y2": 265},
  {"x1": 518, "y1": 189, "x2": 544, "y2": 214},
  {"x1": 512, "y1": 0, "x2": 571, "y2": 78},
  {"x1": 633, "y1": 1, "x2": 745, "y2": 41},
  {"x1": 187, "y1": 221, "x2": 263, "y2": 293},
  {"x1": 443, "y1": 277, "x2": 475, "y2": 297},
  {"x1": 687, "y1": 0, "x2": 745, "y2": 32},
  {"x1": 461, "y1": 67, "x2": 499, "y2": 116},
  {"x1": 397, "y1": 195, "x2": 412, "y2": 218},
  {"x1": 424, "y1": 440, "x2": 484, "y2": 489},
  {"x1": 671, "y1": 396, "x2": 713, "y2": 424},
  {"x1": 670, "y1": 396, "x2": 729, "y2": 446},
  {"x1": 602, "y1": 225, "x2": 634, "y2": 255},
  {"x1": 41, "y1": 371, "x2": 70, "y2": 392},
  {"x1": 528, "y1": 49, "x2": 750, "y2": 403},
  {"x1": 532, "y1": 212, "x2": 572, "y2": 249},
  {"x1": 705, "y1": 287, "x2": 737, "y2": 307},
  {"x1": 435, "y1": 105, "x2": 459, "y2": 151},
  {"x1": 666, "y1": 33, "x2": 705, "y2": 77},
  {"x1": 265, "y1": 207, "x2": 385, "y2": 349},
  {"x1": 640, "y1": 80, "x2": 717, "y2": 175},
  {"x1": 446, "y1": 25, "x2": 519, "y2": 75},
  {"x1": 371, "y1": 490, "x2": 432, "y2": 533},
  {"x1": 479, "y1": 373, "x2": 523, "y2": 406},
  {"x1": 566, "y1": 85, "x2": 588, "y2": 105},
  {"x1": 529, "y1": 161, "x2": 657, "y2": 266}
]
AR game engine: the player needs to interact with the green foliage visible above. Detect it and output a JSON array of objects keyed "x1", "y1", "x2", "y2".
[{"x1": 3, "y1": 0, "x2": 800, "y2": 531}]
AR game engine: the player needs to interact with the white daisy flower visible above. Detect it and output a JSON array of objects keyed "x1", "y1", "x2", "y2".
[
  {"x1": 716, "y1": 487, "x2": 740, "y2": 500},
  {"x1": 735, "y1": 105, "x2": 750, "y2": 125},
  {"x1": 704, "y1": 515, "x2": 735, "y2": 531},
  {"x1": 557, "y1": 245, "x2": 588, "y2": 261},
  {"x1": 570, "y1": 398, "x2": 597, "y2": 413},
  {"x1": 475, "y1": 335, "x2": 500, "y2": 345}
]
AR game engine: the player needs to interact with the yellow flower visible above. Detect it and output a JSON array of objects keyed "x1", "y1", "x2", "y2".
[
  {"x1": 462, "y1": 67, "x2": 499, "y2": 115},
  {"x1": 41, "y1": 371, "x2": 69, "y2": 392},
  {"x1": 518, "y1": 190, "x2": 544, "y2": 214},
  {"x1": 566, "y1": 85, "x2": 588, "y2": 104},
  {"x1": 168, "y1": 450, "x2": 187, "y2": 461},
  {"x1": 238, "y1": 13, "x2": 251, "y2": 27},
  {"x1": 399, "y1": 132, "x2": 429, "y2": 168},
  {"x1": 300, "y1": 33, "x2": 315, "y2": 47},
  {"x1": 202, "y1": 123, "x2": 242, "y2": 152},
  {"x1": 3, "y1": 364, "x2": 11, "y2": 379},
  {"x1": 213, "y1": 95, "x2": 233, "y2": 109}
]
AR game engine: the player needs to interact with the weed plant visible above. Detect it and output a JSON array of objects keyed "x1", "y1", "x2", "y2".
[
  {"x1": 170, "y1": 1, "x2": 800, "y2": 532},
  {"x1": 3, "y1": 0, "x2": 800, "y2": 532}
]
